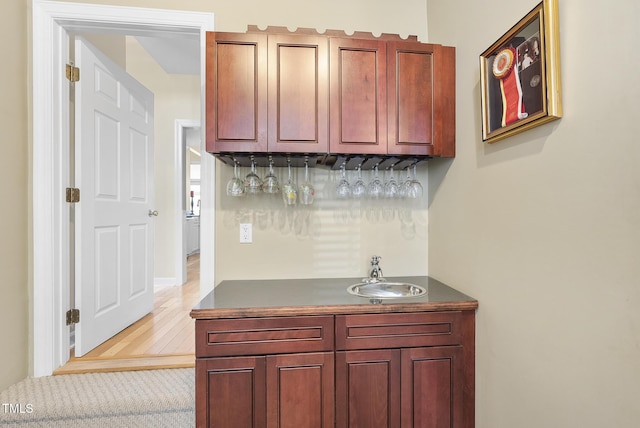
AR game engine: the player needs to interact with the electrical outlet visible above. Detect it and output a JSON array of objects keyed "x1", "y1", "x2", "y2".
[{"x1": 239, "y1": 223, "x2": 252, "y2": 243}]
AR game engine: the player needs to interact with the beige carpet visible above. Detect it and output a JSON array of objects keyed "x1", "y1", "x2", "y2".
[{"x1": 0, "y1": 368, "x2": 194, "y2": 427}]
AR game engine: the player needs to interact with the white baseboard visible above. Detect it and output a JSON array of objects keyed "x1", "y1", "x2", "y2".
[{"x1": 154, "y1": 277, "x2": 178, "y2": 290}]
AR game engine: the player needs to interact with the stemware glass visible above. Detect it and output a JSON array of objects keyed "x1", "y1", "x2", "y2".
[
  {"x1": 367, "y1": 164, "x2": 384, "y2": 199},
  {"x1": 281, "y1": 159, "x2": 298, "y2": 205},
  {"x1": 400, "y1": 167, "x2": 413, "y2": 198},
  {"x1": 409, "y1": 164, "x2": 424, "y2": 198},
  {"x1": 335, "y1": 164, "x2": 351, "y2": 199},
  {"x1": 384, "y1": 166, "x2": 399, "y2": 199},
  {"x1": 262, "y1": 156, "x2": 280, "y2": 194},
  {"x1": 226, "y1": 162, "x2": 245, "y2": 197},
  {"x1": 244, "y1": 156, "x2": 263, "y2": 194},
  {"x1": 299, "y1": 158, "x2": 315, "y2": 205},
  {"x1": 351, "y1": 166, "x2": 367, "y2": 199}
]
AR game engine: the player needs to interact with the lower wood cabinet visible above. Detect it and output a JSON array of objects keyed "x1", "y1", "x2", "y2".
[
  {"x1": 267, "y1": 352, "x2": 335, "y2": 428},
  {"x1": 194, "y1": 311, "x2": 474, "y2": 428},
  {"x1": 401, "y1": 346, "x2": 463, "y2": 428},
  {"x1": 196, "y1": 356, "x2": 266, "y2": 427},
  {"x1": 196, "y1": 352, "x2": 334, "y2": 428},
  {"x1": 335, "y1": 349, "x2": 400, "y2": 427},
  {"x1": 335, "y1": 346, "x2": 462, "y2": 428}
]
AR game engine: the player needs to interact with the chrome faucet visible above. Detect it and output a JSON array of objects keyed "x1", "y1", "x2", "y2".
[{"x1": 368, "y1": 256, "x2": 384, "y2": 282}]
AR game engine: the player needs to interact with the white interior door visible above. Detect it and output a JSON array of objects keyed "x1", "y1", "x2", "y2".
[{"x1": 74, "y1": 37, "x2": 155, "y2": 356}]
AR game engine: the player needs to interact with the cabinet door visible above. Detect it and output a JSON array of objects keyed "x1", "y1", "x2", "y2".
[
  {"x1": 268, "y1": 35, "x2": 328, "y2": 153},
  {"x1": 401, "y1": 346, "x2": 463, "y2": 428},
  {"x1": 330, "y1": 38, "x2": 387, "y2": 154},
  {"x1": 266, "y1": 352, "x2": 334, "y2": 428},
  {"x1": 206, "y1": 32, "x2": 268, "y2": 153},
  {"x1": 433, "y1": 45, "x2": 456, "y2": 157},
  {"x1": 336, "y1": 349, "x2": 401, "y2": 428},
  {"x1": 196, "y1": 356, "x2": 266, "y2": 428},
  {"x1": 387, "y1": 41, "x2": 455, "y2": 157}
]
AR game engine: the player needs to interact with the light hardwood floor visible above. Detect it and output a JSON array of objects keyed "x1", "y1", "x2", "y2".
[{"x1": 54, "y1": 254, "x2": 201, "y2": 375}]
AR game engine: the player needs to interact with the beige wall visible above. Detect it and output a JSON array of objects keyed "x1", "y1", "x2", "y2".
[
  {"x1": 427, "y1": 0, "x2": 640, "y2": 426},
  {"x1": 61, "y1": 0, "x2": 427, "y2": 38},
  {"x1": 216, "y1": 165, "x2": 428, "y2": 282},
  {"x1": 0, "y1": 0, "x2": 29, "y2": 393},
  {"x1": 81, "y1": 34, "x2": 126, "y2": 69}
]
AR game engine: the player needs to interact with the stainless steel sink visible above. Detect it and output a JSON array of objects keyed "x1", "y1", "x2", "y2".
[{"x1": 347, "y1": 281, "x2": 427, "y2": 303}]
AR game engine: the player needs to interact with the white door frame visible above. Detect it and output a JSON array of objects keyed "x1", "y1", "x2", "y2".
[{"x1": 31, "y1": 0, "x2": 215, "y2": 377}]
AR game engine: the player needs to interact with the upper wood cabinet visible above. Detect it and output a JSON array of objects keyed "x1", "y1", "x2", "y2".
[
  {"x1": 205, "y1": 32, "x2": 268, "y2": 153},
  {"x1": 206, "y1": 29, "x2": 456, "y2": 159},
  {"x1": 206, "y1": 32, "x2": 328, "y2": 155},
  {"x1": 268, "y1": 34, "x2": 329, "y2": 153},
  {"x1": 329, "y1": 37, "x2": 387, "y2": 155},
  {"x1": 387, "y1": 41, "x2": 455, "y2": 157},
  {"x1": 330, "y1": 37, "x2": 456, "y2": 157}
]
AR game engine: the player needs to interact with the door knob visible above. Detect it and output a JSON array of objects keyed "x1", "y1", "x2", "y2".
[{"x1": 148, "y1": 209, "x2": 159, "y2": 217}]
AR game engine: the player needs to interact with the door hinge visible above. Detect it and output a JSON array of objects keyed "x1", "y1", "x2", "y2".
[
  {"x1": 66, "y1": 64, "x2": 80, "y2": 83},
  {"x1": 66, "y1": 187, "x2": 80, "y2": 203},
  {"x1": 66, "y1": 309, "x2": 80, "y2": 326}
]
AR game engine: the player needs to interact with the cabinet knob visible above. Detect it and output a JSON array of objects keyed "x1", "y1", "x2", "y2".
[{"x1": 148, "y1": 209, "x2": 159, "y2": 217}]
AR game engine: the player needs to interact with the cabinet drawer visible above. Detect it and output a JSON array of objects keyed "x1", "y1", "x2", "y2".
[
  {"x1": 196, "y1": 316, "x2": 334, "y2": 357},
  {"x1": 336, "y1": 311, "x2": 462, "y2": 350}
]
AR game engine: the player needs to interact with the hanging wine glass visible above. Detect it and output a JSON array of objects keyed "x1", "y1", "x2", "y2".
[
  {"x1": 262, "y1": 156, "x2": 280, "y2": 194},
  {"x1": 244, "y1": 156, "x2": 263, "y2": 194},
  {"x1": 409, "y1": 164, "x2": 424, "y2": 198},
  {"x1": 384, "y1": 166, "x2": 399, "y2": 199},
  {"x1": 335, "y1": 164, "x2": 351, "y2": 199},
  {"x1": 282, "y1": 158, "x2": 297, "y2": 205},
  {"x1": 400, "y1": 166, "x2": 413, "y2": 199},
  {"x1": 351, "y1": 166, "x2": 367, "y2": 199},
  {"x1": 226, "y1": 161, "x2": 245, "y2": 197},
  {"x1": 299, "y1": 157, "x2": 315, "y2": 205},
  {"x1": 367, "y1": 164, "x2": 384, "y2": 199}
]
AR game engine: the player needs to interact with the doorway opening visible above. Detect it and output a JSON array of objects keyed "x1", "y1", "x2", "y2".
[
  {"x1": 175, "y1": 119, "x2": 203, "y2": 286},
  {"x1": 32, "y1": 0, "x2": 215, "y2": 377}
]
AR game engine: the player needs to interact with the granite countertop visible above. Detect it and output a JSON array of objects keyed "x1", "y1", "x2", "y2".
[{"x1": 190, "y1": 276, "x2": 477, "y2": 319}]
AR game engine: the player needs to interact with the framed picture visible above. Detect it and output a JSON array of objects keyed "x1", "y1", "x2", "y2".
[{"x1": 480, "y1": 0, "x2": 562, "y2": 143}]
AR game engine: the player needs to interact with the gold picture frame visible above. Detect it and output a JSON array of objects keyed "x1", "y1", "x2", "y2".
[{"x1": 480, "y1": 0, "x2": 562, "y2": 143}]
